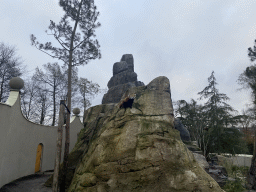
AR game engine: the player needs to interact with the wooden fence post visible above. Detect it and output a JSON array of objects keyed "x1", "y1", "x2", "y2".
[{"x1": 52, "y1": 100, "x2": 65, "y2": 192}]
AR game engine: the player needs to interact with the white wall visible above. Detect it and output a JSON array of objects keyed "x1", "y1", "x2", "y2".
[
  {"x1": 231, "y1": 154, "x2": 253, "y2": 167},
  {"x1": 0, "y1": 90, "x2": 84, "y2": 188},
  {"x1": 213, "y1": 153, "x2": 253, "y2": 167}
]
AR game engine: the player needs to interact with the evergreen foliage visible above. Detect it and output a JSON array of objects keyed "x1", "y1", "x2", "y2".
[
  {"x1": 30, "y1": 0, "x2": 101, "y2": 66},
  {"x1": 238, "y1": 64, "x2": 256, "y2": 105},
  {"x1": 198, "y1": 71, "x2": 238, "y2": 156},
  {"x1": 174, "y1": 71, "x2": 249, "y2": 157},
  {"x1": 237, "y1": 39, "x2": 256, "y2": 189}
]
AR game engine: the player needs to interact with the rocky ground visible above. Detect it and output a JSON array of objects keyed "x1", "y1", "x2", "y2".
[
  {"x1": 0, "y1": 172, "x2": 52, "y2": 192},
  {"x1": 185, "y1": 141, "x2": 256, "y2": 192}
]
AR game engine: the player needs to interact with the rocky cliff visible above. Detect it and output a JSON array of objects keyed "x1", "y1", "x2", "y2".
[{"x1": 65, "y1": 76, "x2": 224, "y2": 192}]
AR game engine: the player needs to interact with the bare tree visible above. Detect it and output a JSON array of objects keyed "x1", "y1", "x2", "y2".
[
  {"x1": 20, "y1": 77, "x2": 52, "y2": 125},
  {"x1": 33, "y1": 63, "x2": 65, "y2": 126},
  {"x1": 20, "y1": 78, "x2": 40, "y2": 120},
  {"x1": 0, "y1": 42, "x2": 25, "y2": 102},
  {"x1": 35, "y1": 84, "x2": 52, "y2": 125},
  {"x1": 77, "y1": 77, "x2": 100, "y2": 119}
]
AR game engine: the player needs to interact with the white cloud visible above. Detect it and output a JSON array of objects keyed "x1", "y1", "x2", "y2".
[{"x1": 1, "y1": 0, "x2": 256, "y2": 114}]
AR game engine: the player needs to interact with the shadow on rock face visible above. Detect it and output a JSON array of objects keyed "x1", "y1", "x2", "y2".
[{"x1": 174, "y1": 118, "x2": 191, "y2": 142}]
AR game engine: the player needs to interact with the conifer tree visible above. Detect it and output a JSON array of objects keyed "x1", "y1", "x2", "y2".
[
  {"x1": 30, "y1": 0, "x2": 101, "y2": 190},
  {"x1": 198, "y1": 71, "x2": 236, "y2": 155},
  {"x1": 238, "y1": 65, "x2": 256, "y2": 106}
]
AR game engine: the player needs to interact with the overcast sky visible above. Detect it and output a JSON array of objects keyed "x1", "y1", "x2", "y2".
[{"x1": 1, "y1": 0, "x2": 256, "y2": 115}]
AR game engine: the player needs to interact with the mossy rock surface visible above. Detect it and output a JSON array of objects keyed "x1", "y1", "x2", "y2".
[{"x1": 48, "y1": 76, "x2": 224, "y2": 192}]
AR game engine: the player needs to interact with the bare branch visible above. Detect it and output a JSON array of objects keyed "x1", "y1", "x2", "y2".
[
  {"x1": 72, "y1": 36, "x2": 89, "y2": 50},
  {"x1": 53, "y1": 34, "x2": 70, "y2": 51}
]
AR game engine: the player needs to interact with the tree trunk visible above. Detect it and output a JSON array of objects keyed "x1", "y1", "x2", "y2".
[
  {"x1": 52, "y1": 100, "x2": 65, "y2": 192},
  {"x1": 0, "y1": 75, "x2": 5, "y2": 102},
  {"x1": 60, "y1": 59, "x2": 71, "y2": 192},
  {"x1": 60, "y1": 1, "x2": 83, "y2": 191},
  {"x1": 40, "y1": 99, "x2": 45, "y2": 125},
  {"x1": 52, "y1": 83, "x2": 56, "y2": 126},
  {"x1": 83, "y1": 97, "x2": 86, "y2": 122}
]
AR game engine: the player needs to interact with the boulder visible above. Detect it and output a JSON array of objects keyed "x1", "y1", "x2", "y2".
[
  {"x1": 120, "y1": 54, "x2": 134, "y2": 72},
  {"x1": 113, "y1": 61, "x2": 129, "y2": 76},
  {"x1": 174, "y1": 118, "x2": 191, "y2": 142},
  {"x1": 192, "y1": 152, "x2": 209, "y2": 170},
  {"x1": 65, "y1": 76, "x2": 224, "y2": 192},
  {"x1": 102, "y1": 54, "x2": 145, "y2": 104},
  {"x1": 102, "y1": 82, "x2": 138, "y2": 104},
  {"x1": 205, "y1": 165, "x2": 228, "y2": 188},
  {"x1": 107, "y1": 71, "x2": 138, "y2": 88}
]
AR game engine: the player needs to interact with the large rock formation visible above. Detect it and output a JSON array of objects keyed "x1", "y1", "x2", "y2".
[
  {"x1": 102, "y1": 54, "x2": 144, "y2": 104},
  {"x1": 65, "y1": 76, "x2": 224, "y2": 192}
]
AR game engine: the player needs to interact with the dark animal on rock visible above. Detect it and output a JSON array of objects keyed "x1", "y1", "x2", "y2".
[{"x1": 119, "y1": 94, "x2": 136, "y2": 109}]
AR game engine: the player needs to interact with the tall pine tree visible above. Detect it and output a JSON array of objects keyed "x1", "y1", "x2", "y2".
[{"x1": 30, "y1": 0, "x2": 101, "y2": 190}]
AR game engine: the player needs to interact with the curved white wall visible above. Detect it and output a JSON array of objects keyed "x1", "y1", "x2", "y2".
[{"x1": 0, "y1": 90, "x2": 83, "y2": 188}]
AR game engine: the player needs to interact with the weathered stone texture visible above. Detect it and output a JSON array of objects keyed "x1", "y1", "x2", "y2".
[
  {"x1": 193, "y1": 153, "x2": 209, "y2": 170},
  {"x1": 102, "y1": 82, "x2": 137, "y2": 104},
  {"x1": 65, "y1": 76, "x2": 224, "y2": 192},
  {"x1": 107, "y1": 71, "x2": 137, "y2": 88},
  {"x1": 102, "y1": 54, "x2": 145, "y2": 104},
  {"x1": 120, "y1": 54, "x2": 134, "y2": 72},
  {"x1": 113, "y1": 61, "x2": 128, "y2": 76}
]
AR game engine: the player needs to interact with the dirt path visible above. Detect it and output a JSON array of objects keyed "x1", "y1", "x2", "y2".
[{"x1": 0, "y1": 173, "x2": 52, "y2": 192}]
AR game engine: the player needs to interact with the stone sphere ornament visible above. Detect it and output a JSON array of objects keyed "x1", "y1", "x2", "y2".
[
  {"x1": 73, "y1": 108, "x2": 80, "y2": 116},
  {"x1": 9, "y1": 77, "x2": 24, "y2": 90}
]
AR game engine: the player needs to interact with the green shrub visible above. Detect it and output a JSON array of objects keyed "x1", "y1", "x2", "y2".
[
  {"x1": 223, "y1": 178, "x2": 246, "y2": 192},
  {"x1": 219, "y1": 161, "x2": 249, "y2": 192}
]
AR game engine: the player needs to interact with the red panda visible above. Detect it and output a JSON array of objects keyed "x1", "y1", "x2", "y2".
[{"x1": 119, "y1": 93, "x2": 136, "y2": 109}]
